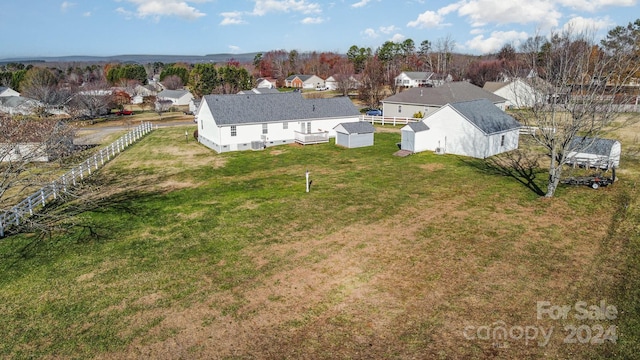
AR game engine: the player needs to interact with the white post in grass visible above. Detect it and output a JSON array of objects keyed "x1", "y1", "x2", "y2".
[{"x1": 306, "y1": 170, "x2": 310, "y2": 193}]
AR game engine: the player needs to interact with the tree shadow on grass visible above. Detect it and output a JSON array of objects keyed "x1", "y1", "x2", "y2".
[
  {"x1": 0, "y1": 176, "x2": 162, "y2": 264},
  {"x1": 460, "y1": 149, "x2": 547, "y2": 196}
]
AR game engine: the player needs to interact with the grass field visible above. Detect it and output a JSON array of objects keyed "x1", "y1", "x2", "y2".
[{"x1": 1, "y1": 124, "x2": 639, "y2": 359}]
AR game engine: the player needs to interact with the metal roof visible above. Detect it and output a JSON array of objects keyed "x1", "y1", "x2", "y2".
[{"x1": 202, "y1": 92, "x2": 360, "y2": 125}]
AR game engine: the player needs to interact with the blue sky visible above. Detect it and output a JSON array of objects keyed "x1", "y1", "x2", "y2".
[{"x1": 1, "y1": 0, "x2": 639, "y2": 59}]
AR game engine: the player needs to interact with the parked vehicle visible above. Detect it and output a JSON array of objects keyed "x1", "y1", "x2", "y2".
[
  {"x1": 562, "y1": 167, "x2": 616, "y2": 189},
  {"x1": 366, "y1": 109, "x2": 383, "y2": 116},
  {"x1": 116, "y1": 110, "x2": 133, "y2": 116},
  {"x1": 315, "y1": 85, "x2": 329, "y2": 91}
]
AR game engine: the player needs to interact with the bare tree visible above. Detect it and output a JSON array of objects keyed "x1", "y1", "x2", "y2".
[
  {"x1": 1, "y1": 115, "x2": 76, "y2": 210},
  {"x1": 332, "y1": 59, "x2": 356, "y2": 96},
  {"x1": 434, "y1": 35, "x2": 456, "y2": 75},
  {"x1": 70, "y1": 81, "x2": 114, "y2": 118},
  {"x1": 515, "y1": 23, "x2": 640, "y2": 197},
  {"x1": 162, "y1": 75, "x2": 183, "y2": 90}
]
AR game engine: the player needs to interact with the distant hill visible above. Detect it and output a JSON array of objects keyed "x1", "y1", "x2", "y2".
[{"x1": 0, "y1": 53, "x2": 262, "y2": 64}]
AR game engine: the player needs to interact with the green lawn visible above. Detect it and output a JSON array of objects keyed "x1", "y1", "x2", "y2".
[{"x1": 0, "y1": 126, "x2": 638, "y2": 359}]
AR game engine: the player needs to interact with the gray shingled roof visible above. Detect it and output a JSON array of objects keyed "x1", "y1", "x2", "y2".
[
  {"x1": 403, "y1": 121, "x2": 430, "y2": 132},
  {"x1": 383, "y1": 82, "x2": 506, "y2": 106},
  {"x1": 203, "y1": 92, "x2": 360, "y2": 125},
  {"x1": 335, "y1": 121, "x2": 375, "y2": 134},
  {"x1": 158, "y1": 89, "x2": 190, "y2": 99},
  {"x1": 448, "y1": 99, "x2": 521, "y2": 134},
  {"x1": 286, "y1": 74, "x2": 315, "y2": 81},
  {"x1": 570, "y1": 137, "x2": 619, "y2": 155}
]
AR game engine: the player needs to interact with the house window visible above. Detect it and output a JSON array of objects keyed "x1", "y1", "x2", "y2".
[
  {"x1": 398, "y1": 105, "x2": 402, "y2": 113},
  {"x1": 231, "y1": 125, "x2": 237, "y2": 137},
  {"x1": 283, "y1": 122, "x2": 288, "y2": 130},
  {"x1": 500, "y1": 135, "x2": 505, "y2": 146},
  {"x1": 307, "y1": 122, "x2": 312, "y2": 134},
  {"x1": 262, "y1": 123, "x2": 268, "y2": 134}
]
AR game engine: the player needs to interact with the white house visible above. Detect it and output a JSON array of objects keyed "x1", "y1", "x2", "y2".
[
  {"x1": 567, "y1": 137, "x2": 621, "y2": 169},
  {"x1": 382, "y1": 82, "x2": 507, "y2": 119},
  {"x1": 400, "y1": 99, "x2": 521, "y2": 158},
  {"x1": 0, "y1": 96, "x2": 42, "y2": 116},
  {"x1": 256, "y1": 78, "x2": 277, "y2": 89},
  {"x1": 284, "y1": 75, "x2": 325, "y2": 89},
  {"x1": 334, "y1": 122, "x2": 375, "y2": 148},
  {"x1": 196, "y1": 92, "x2": 361, "y2": 153},
  {"x1": 0, "y1": 87, "x2": 20, "y2": 97},
  {"x1": 483, "y1": 78, "x2": 544, "y2": 109},
  {"x1": 157, "y1": 89, "x2": 194, "y2": 106},
  {"x1": 394, "y1": 72, "x2": 450, "y2": 88},
  {"x1": 325, "y1": 74, "x2": 361, "y2": 91}
]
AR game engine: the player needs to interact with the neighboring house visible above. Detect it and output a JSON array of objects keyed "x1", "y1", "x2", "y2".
[
  {"x1": 325, "y1": 74, "x2": 361, "y2": 91},
  {"x1": 0, "y1": 86, "x2": 20, "y2": 97},
  {"x1": 567, "y1": 137, "x2": 621, "y2": 169},
  {"x1": 196, "y1": 92, "x2": 361, "y2": 153},
  {"x1": 0, "y1": 96, "x2": 42, "y2": 116},
  {"x1": 394, "y1": 72, "x2": 451, "y2": 88},
  {"x1": 483, "y1": 78, "x2": 544, "y2": 109},
  {"x1": 1, "y1": 120, "x2": 74, "y2": 163},
  {"x1": 237, "y1": 88, "x2": 281, "y2": 95},
  {"x1": 334, "y1": 121, "x2": 376, "y2": 148},
  {"x1": 189, "y1": 98, "x2": 201, "y2": 115},
  {"x1": 157, "y1": 89, "x2": 194, "y2": 106},
  {"x1": 256, "y1": 78, "x2": 277, "y2": 89},
  {"x1": 382, "y1": 82, "x2": 507, "y2": 119},
  {"x1": 498, "y1": 68, "x2": 538, "y2": 82},
  {"x1": 284, "y1": 75, "x2": 325, "y2": 89},
  {"x1": 400, "y1": 98, "x2": 521, "y2": 158}
]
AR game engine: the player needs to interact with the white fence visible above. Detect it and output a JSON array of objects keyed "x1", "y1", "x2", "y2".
[
  {"x1": 361, "y1": 115, "x2": 419, "y2": 126},
  {"x1": 0, "y1": 122, "x2": 154, "y2": 238}
]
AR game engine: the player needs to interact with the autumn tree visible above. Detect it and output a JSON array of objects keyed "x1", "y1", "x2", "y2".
[
  {"x1": 359, "y1": 56, "x2": 385, "y2": 109},
  {"x1": 514, "y1": 23, "x2": 640, "y2": 197}
]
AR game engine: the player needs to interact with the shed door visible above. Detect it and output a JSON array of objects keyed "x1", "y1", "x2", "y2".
[{"x1": 401, "y1": 130, "x2": 414, "y2": 151}]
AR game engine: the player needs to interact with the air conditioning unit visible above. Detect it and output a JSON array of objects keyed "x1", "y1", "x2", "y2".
[{"x1": 435, "y1": 147, "x2": 445, "y2": 155}]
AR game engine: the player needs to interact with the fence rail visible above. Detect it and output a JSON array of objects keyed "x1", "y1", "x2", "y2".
[
  {"x1": 361, "y1": 115, "x2": 419, "y2": 126},
  {"x1": 0, "y1": 122, "x2": 154, "y2": 238}
]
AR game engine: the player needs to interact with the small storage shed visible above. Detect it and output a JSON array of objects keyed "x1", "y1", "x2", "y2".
[
  {"x1": 400, "y1": 121, "x2": 430, "y2": 153},
  {"x1": 567, "y1": 136, "x2": 621, "y2": 169},
  {"x1": 334, "y1": 122, "x2": 376, "y2": 148}
]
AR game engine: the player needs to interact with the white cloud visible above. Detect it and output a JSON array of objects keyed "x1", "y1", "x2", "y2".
[
  {"x1": 407, "y1": 10, "x2": 443, "y2": 28},
  {"x1": 561, "y1": 16, "x2": 615, "y2": 34},
  {"x1": 116, "y1": 7, "x2": 134, "y2": 19},
  {"x1": 60, "y1": 1, "x2": 75, "y2": 12},
  {"x1": 457, "y1": 0, "x2": 561, "y2": 29},
  {"x1": 558, "y1": 0, "x2": 636, "y2": 11},
  {"x1": 407, "y1": 3, "x2": 459, "y2": 29},
  {"x1": 83, "y1": 11, "x2": 92, "y2": 17},
  {"x1": 379, "y1": 25, "x2": 399, "y2": 34},
  {"x1": 228, "y1": 45, "x2": 241, "y2": 53},
  {"x1": 301, "y1": 17, "x2": 324, "y2": 24},
  {"x1": 220, "y1": 11, "x2": 246, "y2": 25},
  {"x1": 252, "y1": 0, "x2": 321, "y2": 16},
  {"x1": 123, "y1": 0, "x2": 207, "y2": 20},
  {"x1": 390, "y1": 33, "x2": 406, "y2": 42},
  {"x1": 351, "y1": 0, "x2": 371, "y2": 8},
  {"x1": 464, "y1": 30, "x2": 529, "y2": 54},
  {"x1": 363, "y1": 28, "x2": 378, "y2": 38}
]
